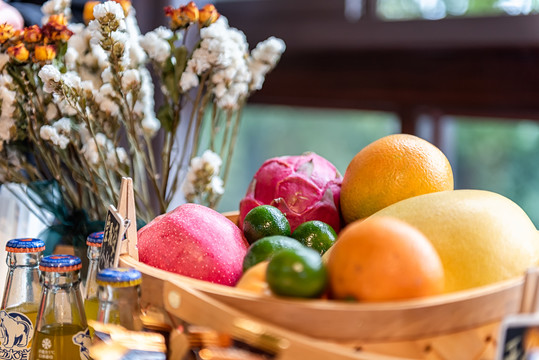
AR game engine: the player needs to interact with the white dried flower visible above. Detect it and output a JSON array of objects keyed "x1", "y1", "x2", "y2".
[
  {"x1": 106, "y1": 146, "x2": 128, "y2": 168},
  {"x1": 251, "y1": 36, "x2": 286, "y2": 66},
  {"x1": 45, "y1": 103, "x2": 59, "y2": 121},
  {"x1": 154, "y1": 26, "x2": 173, "y2": 40},
  {"x1": 68, "y1": 22, "x2": 84, "y2": 34},
  {"x1": 78, "y1": 123, "x2": 90, "y2": 143},
  {"x1": 248, "y1": 60, "x2": 271, "y2": 91},
  {"x1": 54, "y1": 95, "x2": 78, "y2": 116},
  {"x1": 111, "y1": 30, "x2": 129, "y2": 44},
  {"x1": 200, "y1": 150, "x2": 222, "y2": 172},
  {"x1": 39, "y1": 65, "x2": 62, "y2": 93},
  {"x1": 116, "y1": 147, "x2": 128, "y2": 164},
  {"x1": 53, "y1": 118, "x2": 71, "y2": 134},
  {"x1": 141, "y1": 116, "x2": 160, "y2": 135},
  {"x1": 95, "y1": 133, "x2": 108, "y2": 148},
  {"x1": 87, "y1": 20, "x2": 104, "y2": 46},
  {"x1": 121, "y1": 69, "x2": 140, "y2": 91},
  {"x1": 40, "y1": 125, "x2": 70, "y2": 149},
  {"x1": 41, "y1": 0, "x2": 71, "y2": 24},
  {"x1": 180, "y1": 71, "x2": 199, "y2": 92},
  {"x1": 62, "y1": 72, "x2": 82, "y2": 91},
  {"x1": 81, "y1": 80, "x2": 94, "y2": 93},
  {"x1": 39, "y1": 125, "x2": 55, "y2": 141},
  {"x1": 0, "y1": 54, "x2": 9, "y2": 70},
  {"x1": 101, "y1": 67, "x2": 113, "y2": 83},
  {"x1": 56, "y1": 135, "x2": 70, "y2": 149},
  {"x1": 41, "y1": 0, "x2": 71, "y2": 15},
  {"x1": 92, "y1": 44, "x2": 109, "y2": 68},
  {"x1": 0, "y1": 86, "x2": 16, "y2": 143},
  {"x1": 139, "y1": 30, "x2": 171, "y2": 64},
  {"x1": 67, "y1": 31, "x2": 87, "y2": 53},
  {"x1": 93, "y1": 1, "x2": 125, "y2": 21},
  {"x1": 182, "y1": 150, "x2": 224, "y2": 200},
  {"x1": 64, "y1": 47, "x2": 79, "y2": 69},
  {"x1": 210, "y1": 176, "x2": 224, "y2": 195},
  {"x1": 81, "y1": 138, "x2": 99, "y2": 164},
  {"x1": 0, "y1": 74, "x2": 12, "y2": 88},
  {"x1": 100, "y1": 99, "x2": 119, "y2": 116},
  {"x1": 125, "y1": 14, "x2": 147, "y2": 66},
  {"x1": 94, "y1": 83, "x2": 119, "y2": 116},
  {"x1": 186, "y1": 49, "x2": 212, "y2": 75}
]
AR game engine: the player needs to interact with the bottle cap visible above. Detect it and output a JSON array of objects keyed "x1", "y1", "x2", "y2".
[
  {"x1": 39, "y1": 255, "x2": 82, "y2": 272},
  {"x1": 5, "y1": 238, "x2": 45, "y2": 253},
  {"x1": 97, "y1": 268, "x2": 142, "y2": 287},
  {"x1": 87, "y1": 231, "x2": 104, "y2": 247}
]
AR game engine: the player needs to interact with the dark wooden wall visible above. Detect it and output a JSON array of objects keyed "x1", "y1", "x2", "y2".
[{"x1": 215, "y1": 0, "x2": 539, "y2": 134}]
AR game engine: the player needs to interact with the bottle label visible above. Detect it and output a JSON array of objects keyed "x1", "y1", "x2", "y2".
[
  {"x1": 0, "y1": 310, "x2": 33, "y2": 360},
  {"x1": 72, "y1": 328, "x2": 91, "y2": 360}
]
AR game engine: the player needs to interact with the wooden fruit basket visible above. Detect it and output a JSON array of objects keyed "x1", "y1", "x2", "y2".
[{"x1": 117, "y1": 210, "x2": 536, "y2": 360}]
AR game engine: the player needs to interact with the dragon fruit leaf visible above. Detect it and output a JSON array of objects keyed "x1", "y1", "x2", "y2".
[
  {"x1": 274, "y1": 174, "x2": 322, "y2": 214},
  {"x1": 296, "y1": 159, "x2": 314, "y2": 178},
  {"x1": 253, "y1": 159, "x2": 295, "y2": 204},
  {"x1": 238, "y1": 197, "x2": 263, "y2": 229}
]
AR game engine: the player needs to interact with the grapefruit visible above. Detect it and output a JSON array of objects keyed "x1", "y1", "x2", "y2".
[{"x1": 371, "y1": 189, "x2": 539, "y2": 292}]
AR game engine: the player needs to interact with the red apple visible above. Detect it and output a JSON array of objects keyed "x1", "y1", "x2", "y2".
[{"x1": 138, "y1": 203, "x2": 248, "y2": 286}]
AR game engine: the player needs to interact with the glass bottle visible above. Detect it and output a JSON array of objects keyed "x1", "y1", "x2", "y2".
[
  {"x1": 83, "y1": 231, "x2": 103, "y2": 322},
  {"x1": 29, "y1": 255, "x2": 91, "y2": 360},
  {"x1": 0, "y1": 238, "x2": 44, "y2": 359},
  {"x1": 96, "y1": 268, "x2": 143, "y2": 331}
]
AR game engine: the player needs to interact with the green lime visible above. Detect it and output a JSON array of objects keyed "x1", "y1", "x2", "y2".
[
  {"x1": 266, "y1": 247, "x2": 327, "y2": 298},
  {"x1": 243, "y1": 205, "x2": 291, "y2": 244},
  {"x1": 292, "y1": 220, "x2": 337, "y2": 255},
  {"x1": 242, "y1": 235, "x2": 304, "y2": 272}
]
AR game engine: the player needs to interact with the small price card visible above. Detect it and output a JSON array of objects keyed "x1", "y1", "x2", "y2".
[
  {"x1": 497, "y1": 267, "x2": 539, "y2": 360},
  {"x1": 497, "y1": 314, "x2": 539, "y2": 360},
  {"x1": 98, "y1": 205, "x2": 128, "y2": 272},
  {"x1": 98, "y1": 177, "x2": 138, "y2": 272}
]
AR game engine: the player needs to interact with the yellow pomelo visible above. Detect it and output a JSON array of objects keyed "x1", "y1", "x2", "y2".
[{"x1": 370, "y1": 189, "x2": 539, "y2": 293}]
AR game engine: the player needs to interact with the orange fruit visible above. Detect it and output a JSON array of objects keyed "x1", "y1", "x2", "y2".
[
  {"x1": 340, "y1": 134, "x2": 454, "y2": 224},
  {"x1": 327, "y1": 216, "x2": 444, "y2": 302},
  {"x1": 236, "y1": 261, "x2": 271, "y2": 295}
]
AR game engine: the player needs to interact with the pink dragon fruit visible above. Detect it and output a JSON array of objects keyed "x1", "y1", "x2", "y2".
[{"x1": 239, "y1": 152, "x2": 343, "y2": 233}]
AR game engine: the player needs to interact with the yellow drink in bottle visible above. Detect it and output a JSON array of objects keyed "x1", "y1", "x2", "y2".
[
  {"x1": 29, "y1": 255, "x2": 91, "y2": 360},
  {"x1": 30, "y1": 324, "x2": 89, "y2": 360},
  {"x1": 84, "y1": 297, "x2": 99, "y2": 323},
  {"x1": 4, "y1": 304, "x2": 38, "y2": 328},
  {"x1": 1, "y1": 238, "x2": 44, "y2": 360}
]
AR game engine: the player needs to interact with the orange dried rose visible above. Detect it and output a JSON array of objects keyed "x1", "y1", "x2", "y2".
[
  {"x1": 34, "y1": 44, "x2": 56, "y2": 62},
  {"x1": 165, "y1": 2, "x2": 199, "y2": 30},
  {"x1": 7, "y1": 43, "x2": 29, "y2": 62},
  {"x1": 83, "y1": 1, "x2": 100, "y2": 24},
  {"x1": 0, "y1": 23, "x2": 16, "y2": 44},
  {"x1": 23, "y1": 25, "x2": 42, "y2": 43},
  {"x1": 199, "y1": 4, "x2": 219, "y2": 28},
  {"x1": 42, "y1": 14, "x2": 73, "y2": 42}
]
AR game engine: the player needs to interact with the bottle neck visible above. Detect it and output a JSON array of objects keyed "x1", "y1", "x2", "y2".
[
  {"x1": 1, "y1": 252, "x2": 41, "y2": 311},
  {"x1": 6, "y1": 251, "x2": 40, "y2": 267},
  {"x1": 84, "y1": 257, "x2": 99, "y2": 300},
  {"x1": 97, "y1": 284, "x2": 143, "y2": 331},
  {"x1": 87, "y1": 245, "x2": 100, "y2": 261},
  {"x1": 41, "y1": 269, "x2": 81, "y2": 289},
  {"x1": 35, "y1": 270, "x2": 87, "y2": 332}
]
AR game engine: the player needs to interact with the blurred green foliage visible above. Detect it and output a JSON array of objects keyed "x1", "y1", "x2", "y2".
[
  {"x1": 216, "y1": 105, "x2": 399, "y2": 212},
  {"x1": 377, "y1": 0, "x2": 537, "y2": 20},
  {"x1": 455, "y1": 118, "x2": 539, "y2": 227},
  {"x1": 217, "y1": 105, "x2": 539, "y2": 228}
]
